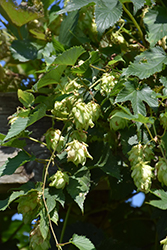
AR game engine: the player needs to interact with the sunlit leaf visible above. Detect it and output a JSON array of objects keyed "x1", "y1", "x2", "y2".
[
  {"x1": 18, "y1": 89, "x2": 35, "y2": 108},
  {"x1": 0, "y1": 151, "x2": 35, "y2": 177},
  {"x1": 144, "y1": 6, "x2": 167, "y2": 46},
  {"x1": 115, "y1": 80, "x2": 158, "y2": 115},
  {"x1": 95, "y1": 0, "x2": 122, "y2": 35},
  {"x1": 4, "y1": 117, "x2": 29, "y2": 142},
  {"x1": 122, "y1": 47, "x2": 167, "y2": 79},
  {"x1": 0, "y1": 0, "x2": 40, "y2": 27},
  {"x1": 148, "y1": 190, "x2": 167, "y2": 210},
  {"x1": 0, "y1": 190, "x2": 25, "y2": 211},
  {"x1": 33, "y1": 65, "x2": 66, "y2": 90},
  {"x1": 70, "y1": 234, "x2": 96, "y2": 250},
  {"x1": 53, "y1": 46, "x2": 85, "y2": 66}
]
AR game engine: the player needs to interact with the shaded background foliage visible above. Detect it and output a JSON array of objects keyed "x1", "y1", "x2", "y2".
[{"x1": 1, "y1": 0, "x2": 167, "y2": 250}]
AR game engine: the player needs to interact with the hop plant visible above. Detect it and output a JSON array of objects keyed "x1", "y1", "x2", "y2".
[
  {"x1": 156, "y1": 157, "x2": 167, "y2": 186},
  {"x1": 128, "y1": 144, "x2": 154, "y2": 192},
  {"x1": 128, "y1": 143, "x2": 154, "y2": 166},
  {"x1": 66, "y1": 139, "x2": 93, "y2": 166},
  {"x1": 100, "y1": 73, "x2": 118, "y2": 95},
  {"x1": 65, "y1": 78, "x2": 82, "y2": 93},
  {"x1": 161, "y1": 237, "x2": 167, "y2": 250},
  {"x1": 160, "y1": 112, "x2": 167, "y2": 130},
  {"x1": 30, "y1": 223, "x2": 51, "y2": 250},
  {"x1": 52, "y1": 99, "x2": 69, "y2": 119},
  {"x1": 17, "y1": 191, "x2": 41, "y2": 224},
  {"x1": 45, "y1": 128, "x2": 64, "y2": 153},
  {"x1": 86, "y1": 101, "x2": 101, "y2": 122},
  {"x1": 131, "y1": 161, "x2": 153, "y2": 192},
  {"x1": 72, "y1": 102, "x2": 94, "y2": 130},
  {"x1": 109, "y1": 110, "x2": 128, "y2": 131},
  {"x1": 49, "y1": 171, "x2": 69, "y2": 189}
]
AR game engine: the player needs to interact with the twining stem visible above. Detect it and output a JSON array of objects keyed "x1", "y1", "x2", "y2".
[
  {"x1": 42, "y1": 148, "x2": 62, "y2": 250},
  {"x1": 90, "y1": 64, "x2": 106, "y2": 72},
  {"x1": 28, "y1": 136, "x2": 47, "y2": 147},
  {"x1": 122, "y1": 3, "x2": 146, "y2": 47},
  {"x1": 153, "y1": 124, "x2": 167, "y2": 165},
  {"x1": 59, "y1": 203, "x2": 72, "y2": 243}
]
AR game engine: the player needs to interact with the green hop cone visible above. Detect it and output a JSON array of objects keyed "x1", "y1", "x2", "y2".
[
  {"x1": 66, "y1": 139, "x2": 93, "y2": 166},
  {"x1": 100, "y1": 73, "x2": 118, "y2": 95},
  {"x1": 72, "y1": 102, "x2": 94, "y2": 130},
  {"x1": 49, "y1": 171, "x2": 69, "y2": 189},
  {"x1": 160, "y1": 112, "x2": 167, "y2": 130},
  {"x1": 65, "y1": 78, "x2": 82, "y2": 93},
  {"x1": 30, "y1": 223, "x2": 51, "y2": 250},
  {"x1": 52, "y1": 99, "x2": 69, "y2": 119},
  {"x1": 109, "y1": 110, "x2": 128, "y2": 131},
  {"x1": 161, "y1": 237, "x2": 167, "y2": 250},
  {"x1": 128, "y1": 144, "x2": 154, "y2": 166},
  {"x1": 86, "y1": 101, "x2": 101, "y2": 122},
  {"x1": 45, "y1": 128, "x2": 64, "y2": 153},
  {"x1": 156, "y1": 157, "x2": 167, "y2": 186},
  {"x1": 17, "y1": 191, "x2": 41, "y2": 224},
  {"x1": 131, "y1": 161, "x2": 153, "y2": 193}
]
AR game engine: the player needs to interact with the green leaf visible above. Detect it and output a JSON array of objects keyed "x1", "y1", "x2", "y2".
[
  {"x1": 52, "y1": 37, "x2": 65, "y2": 53},
  {"x1": 47, "y1": 188, "x2": 65, "y2": 207},
  {"x1": 0, "y1": 0, "x2": 40, "y2": 27},
  {"x1": 144, "y1": 6, "x2": 167, "y2": 46},
  {"x1": 0, "y1": 190, "x2": 25, "y2": 211},
  {"x1": 131, "y1": 0, "x2": 145, "y2": 14},
  {"x1": 92, "y1": 142, "x2": 120, "y2": 179},
  {"x1": 46, "y1": 195, "x2": 56, "y2": 214},
  {"x1": 115, "y1": 80, "x2": 158, "y2": 115},
  {"x1": 39, "y1": 207, "x2": 50, "y2": 240},
  {"x1": 122, "y1": 47, "x2": 167, "y2": 79},
  {"x1": 10, "y1": 40, "x2": 38, "y2": 62},
  {"x1": 108, "y1": 55, "x2": 125, "y2": 65},
  {"x1": 148, "y1": 190, "x2": 167, "y2": 210},
  {"x1": 4, "y1": 117, "x2": 29, "y2": 142},
  {"x1": 0, "y1": 151, "x2": 35, "y2": 177},
  {"x1": 111, "y1": 111, "x2": 154, "y2": 124},
  {"x1": 59, "y1": 10, "x2": 79, "y2": 47},
  {"x1": 33, "y1": 65, "x2": 66, "y2": 90},
  {"x1": 50, "y1": 207, "x2": 59, "y2": 225},
  {"x1": 72, "y1": 51, "x2": 99, "y2": 74},
  {"x1": 27, "y1": 104, "x2": 46, "y2": 126},
  {"x1": 57, "y1": 0, "x2": 94, "y2": 14},
  {"x1": 18, "y1": 89, "x2": 35, "y2": 108},
  {"x1": 95, "y1": 0, "x2": 122, "y2": 35},
  {"x1": 0, "y1": 133, "x2": 26, "y2": 148},
  {"x1": 70, "y1": 234, "x2": 96, "y2": 250},
  {"x1": 53, "y1": 46, "x2": 86, "y2": 66},
  {"x1": 67, "y1": 167, "x2": 91, "y2": 212}
]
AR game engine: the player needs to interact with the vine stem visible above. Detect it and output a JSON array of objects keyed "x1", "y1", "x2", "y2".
[
  {"x1": 42, "y1": 148, "x2": 62, "y2": 250},
  {"x1": 59, "y1": 203, "x2": 72, "y2": 243},
  {"x1": 122, "y1": 3, "x2": 146, "y2": 47},
  {"x1": 90, "y1": 64, "x2": 106, "y2": 72},
  {"x1": 153, "y1": 124, "x2": 167, "y2": 165},
  {"x1": 28, "y1": 136, "x2": 47, "y2": 147}
]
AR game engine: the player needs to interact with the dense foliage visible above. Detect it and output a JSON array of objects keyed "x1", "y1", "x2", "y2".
[{"x1": 1, "y1": 0, "x2": 167, "y2": 249}]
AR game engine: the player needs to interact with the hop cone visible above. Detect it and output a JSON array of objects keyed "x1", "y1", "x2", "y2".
[
  {"x1": 49, "y1": 171, "x2": 69, "y2": 189},
  {"x1": 66, "y1": 139, "x2": 93, "y2": 166},
  {"x1": 45, "y1": 128, "x2": 64, "y2": 153},
  {"x1": 109, "y1": 110, "x2": 128, "y2": 131},
  {"x1": 156, "y1": 158, "x2": 167, "y2": 186},
  {"x1": 72, "y1": 102, "x2": 94, "y2": 130},
  {"x1": 131, "y1": 161, "x2": 153, "y2": 192}
]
